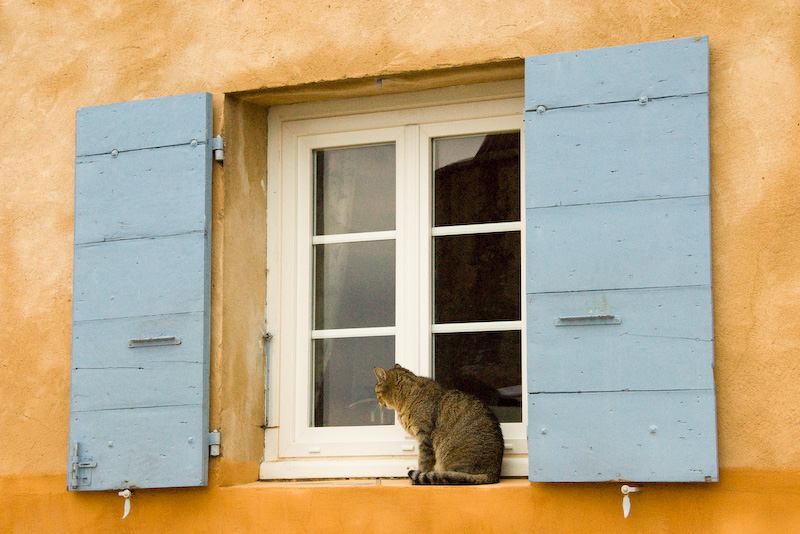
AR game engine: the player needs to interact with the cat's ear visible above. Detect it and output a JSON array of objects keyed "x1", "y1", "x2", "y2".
[
  {"x1": 374, "y1": 367, "x2": 388, "y2": 382},
  {"x1": 394, "y1": 363, "x2": 402, "y2": 369}
]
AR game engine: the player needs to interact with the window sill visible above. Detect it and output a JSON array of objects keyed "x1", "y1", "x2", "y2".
[
  {"x1": 259, "y1": 456, "x2": 528, "y2": 481},
  {"x1": 240, "y1": 477, "x2": 531, "y2": 489}
]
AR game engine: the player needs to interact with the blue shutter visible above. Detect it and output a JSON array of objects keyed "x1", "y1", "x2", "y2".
[
  {"x1": 68, "y1": 93, "x2": 213, "y2": 491},
  {"x1": 525, "y1": 37, "x2": 717, "y2": 482}
]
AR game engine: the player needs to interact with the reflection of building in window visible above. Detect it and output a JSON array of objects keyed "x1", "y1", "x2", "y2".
[{"x1": 433, "y1": 132, "x2": 522, "y2": 422}]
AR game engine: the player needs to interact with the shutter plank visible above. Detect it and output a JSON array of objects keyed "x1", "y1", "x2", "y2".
[
  {"x1": 71, "y1": 312, "x2": 205, "y2": 368},
  {"x1": 69, "y1": 406, "x2": 207, "y2": 489},
  {"x1": 75, "y1": 145, "x2": 208, "y2": 245},
  {"x1": 527, "y1": 286, "x2": 714, "y2": 392},
  {"x1": 525, "y1": 36, "x2": 708, "y2": 110},
  {"x1": 526, "y1": 95, "x2": 709, "y2": 208},
  {"x1": 528, "y1": 390, "x2": 718, "y2": 482},
  {"x1": 527, "y1": 196, "x2": 711, "y2": 293},
  {"x1": 69, "y1": 364, "x2": 205, "y2": 412},
  {"x1": 75, "y1": 92, "x2": 212, "y2": 156},
  {"x1": 73, "y1": 233, "x2": 207, "y2": 322}
]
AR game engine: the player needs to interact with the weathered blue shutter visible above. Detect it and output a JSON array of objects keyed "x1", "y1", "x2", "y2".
[
  {"x1": 525, "y1": 37, "x2": 717, "y2": 482},
  {"x1": 69, "y1": 93, "x2": 213, "y2": 491}
]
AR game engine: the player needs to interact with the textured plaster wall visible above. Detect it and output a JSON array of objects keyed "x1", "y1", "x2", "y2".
[{"x1": 1, "y1": 0, "x2": 800, "y2": 530}]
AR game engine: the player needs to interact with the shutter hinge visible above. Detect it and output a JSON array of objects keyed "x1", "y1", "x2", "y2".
[
  {"x1": 209, "y1": 430, "x2": 221, "y2": 457},
  {"x1": 69, "y1": 442, "x2": 97, "y2": 489},
  {"x1": 210, "y1": 135, "x2": 224, "y2": 164}
]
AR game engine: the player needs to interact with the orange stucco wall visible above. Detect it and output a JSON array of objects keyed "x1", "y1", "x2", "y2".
[
  {"x1": 2, "y1": 1, "x2": 799, "y2": 532},
  {"x1": 3, "y1": 473, "x2": 800, "y2": 533}
]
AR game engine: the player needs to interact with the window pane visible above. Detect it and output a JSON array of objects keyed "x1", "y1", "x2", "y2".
[
  {"x1": 313, "y1": 336, "x2": 395, "y2": 427},
  {"x1": 434, "y1": 331, "x2": 521, "y2": 423},
  {"x1": 314, "y1": 240, "x2": 395, "y2": 330},
  {"x1": 314, "y1": 143, "x2": 396, "y2": 235},
  {"x1": 434, "y1": 232, "x2": 521, "y2": 324},
  {"x1": 433, "y1": 132, "x2": 520, "y2": 227}
]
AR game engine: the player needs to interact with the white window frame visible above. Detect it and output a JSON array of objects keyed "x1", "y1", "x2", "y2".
[{"x1": 262, "y1": 80, "x2": 527, "y2": 479}]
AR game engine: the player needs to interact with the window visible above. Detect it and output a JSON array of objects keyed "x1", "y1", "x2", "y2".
[
  {"x1": 68, "y1": 37, "x2": 714, "y2": 487},
  {"x1": 263, "y1": 81, "x2": 528, "y2": 478}
]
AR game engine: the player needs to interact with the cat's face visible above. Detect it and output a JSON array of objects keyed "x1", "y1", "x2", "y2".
[
  {"x1": 374, "y1": 364, "x2": 408, "y2": 410},
  {"x1": 374, "y1": 366, "x2": 395, "y2": 409}
]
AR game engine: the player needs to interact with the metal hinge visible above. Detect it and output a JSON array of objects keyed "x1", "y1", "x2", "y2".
[
  {"x1": 210, "y1": 136, "x2": 224, "y2": 163},
  {"x1": 69, "y1": 442, "x2": 97, "y2": 489},
  {"x1": 209, "y1": 430, "x2": 221, "y2": 457}
]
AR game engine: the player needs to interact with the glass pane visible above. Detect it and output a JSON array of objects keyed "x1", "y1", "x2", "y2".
[
  {"x1": 434, "y1": 331, "x2": 521, "y2": 422},
  {"x1": 434, "y1": 232, "x2": 521, "y2": 324},
  {"x1": 433, "y1": 132, "x2": 520, "y2": 227},
  {"x1": 313, "y1": 336, "x2": 395, "y2": 427},
  {"x1": 314, "y1": 143, "x2": 396, "y2": 235},
  {"x1": 314, "y1": 240, "x2": 395, "y2": 330}
]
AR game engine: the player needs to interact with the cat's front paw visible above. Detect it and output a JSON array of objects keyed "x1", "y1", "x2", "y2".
[{"x1": 408, "y1": 469, "x2": 422, "y2": 484}]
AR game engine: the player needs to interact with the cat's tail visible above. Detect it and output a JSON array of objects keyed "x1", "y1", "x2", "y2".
[{"x1": 408, "y1": 469, "x2": 499, "y2": 485}]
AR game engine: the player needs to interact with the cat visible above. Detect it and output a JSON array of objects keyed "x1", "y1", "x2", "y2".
[{"x1": 373, "y1": 364, "x2": 504, "y2": 484}]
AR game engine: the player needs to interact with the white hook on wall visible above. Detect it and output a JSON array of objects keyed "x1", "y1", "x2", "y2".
[
  {"x1": 118, "y1": 489, "x2": 132, "y2": 519},
  {"x1": 621, "y1": 485, "x2": 640, "y2": 518}
]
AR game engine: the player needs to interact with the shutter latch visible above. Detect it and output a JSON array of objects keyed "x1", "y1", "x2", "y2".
[
  {"x1": 211, "y1": 136, "x2": 224, "y2": 163},
  {"x1": 69, "y1": 442, "x2": 97, "y2": 489},
  {"x1": 621, "y1": 485, "x2": 640, "y2": 518}
]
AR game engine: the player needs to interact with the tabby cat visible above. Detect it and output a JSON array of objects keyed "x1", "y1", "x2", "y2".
[{"x1": 373, "y1": 364, "x2": 504, "y2": 484}]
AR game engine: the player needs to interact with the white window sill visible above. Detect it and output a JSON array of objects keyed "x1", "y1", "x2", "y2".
[
  {"x1": 242, "y1": 478, "x2": 532, "y2": 489},
  {"x1": 259, "y1": 456, "x2": 529, "y2": 481}
]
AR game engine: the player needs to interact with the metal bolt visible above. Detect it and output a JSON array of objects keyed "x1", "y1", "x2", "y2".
[
  {"x1": 638, "y1": 95, "x2": 649, "y2": 105},
  {"x1": 108, "y1": 441, "x2": 114, "y2": 448},
  {"x1": 190, "y1": 139, "x2": 198, "y2": 147},
  {"x1": 111, "y1": 149, "x2": 119, "y2": 158},
  {"x1": 540, "y1": 427, "x2": 548, "y2": 435},
  {"x1": 188, "y1": 437, "x2": 194, "y2": 444},
  {"x1": 622, "y1": 484, "x2": 640, "y2": 494},
  {"x1": 536, "y1": 105, "x2": 547, "y2": 114},
  {"x1": 649, "y1": 425, "x2": 658, "y2": 434}
]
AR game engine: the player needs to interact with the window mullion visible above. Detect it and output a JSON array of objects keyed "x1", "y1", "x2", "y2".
[
  {"x1": 431, "y1": 321, "x2": 523, "y2": 334},
  {"x1": 416, "y1": 124, "x2": 434, "y2": 378},
  {"x1": 431, "y1": 221, "x2": 521, "y2": 237},
  {"x1": 393, "y1": 124, "x2": 421, "y2": 373},
  {"x1": 311, "y1": 230, "x2": 396, "y2": 245},
  {"x1": 311, "y1": 326, "x2": 397, "y2": 339}
]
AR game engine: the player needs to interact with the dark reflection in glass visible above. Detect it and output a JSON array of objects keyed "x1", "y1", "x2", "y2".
[
  {"x1": 314, "y1": 240, "x2": 395, "y2": 330},
  {"x1": 434, "y1": 232, "x2": 521, "y2": 324},
  {"x1": 433, "y1": 132, "x2": 520, "y2": 227},
  {"x1": 315, "y1": 144, "x2": 395, "y2": 236},
  {"x1": 434, "y1": 331, "x2": 522, "y2": 422},
  {"x1": 313, "y1": 336, "x2": 395, "y2": 427}
]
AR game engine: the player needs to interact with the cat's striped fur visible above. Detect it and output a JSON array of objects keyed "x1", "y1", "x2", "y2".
[{"x1": 374, "y1": 364, "x2": 504, "y2": 485}]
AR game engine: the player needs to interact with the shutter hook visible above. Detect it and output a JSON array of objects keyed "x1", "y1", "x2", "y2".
[
  {"x1": 118, "y1": 489, "x2": 132, "y2": 519},
  {"x1": 621, "y1": 485, "x2": 639, "y2": 518}
]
